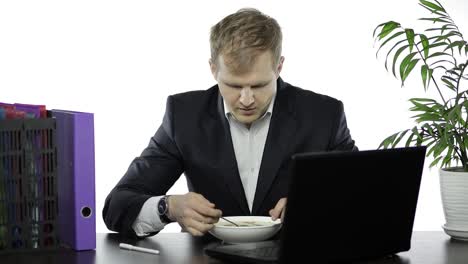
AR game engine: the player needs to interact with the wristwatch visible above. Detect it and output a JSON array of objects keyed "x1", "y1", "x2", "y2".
[{"x1": 157, "y1": 195, "x2": 172, "y2": 224}]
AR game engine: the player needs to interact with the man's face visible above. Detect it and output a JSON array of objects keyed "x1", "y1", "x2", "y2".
[{"x1": 210, "y1": 51, "x2": 284, "y2": 126}]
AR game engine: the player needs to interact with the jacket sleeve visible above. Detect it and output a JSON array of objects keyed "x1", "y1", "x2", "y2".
[
  {"x1": 102, "y1": 96, "x2": 184, "y2": 238},
  {"x1": 327, "y1": 101, "x2": 358, "y2": 151}
]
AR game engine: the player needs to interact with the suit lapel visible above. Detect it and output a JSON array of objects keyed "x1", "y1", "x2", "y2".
[
  {"x1": 252, "y1": 78, "x2": 296, "y2": 214},
  {"x1": 210, "y1": 91, "x2": 250, "y2": 215}
]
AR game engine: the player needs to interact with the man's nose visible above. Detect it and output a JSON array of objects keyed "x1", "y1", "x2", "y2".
[{"x1": 240, "y1": 87, "x2": 254, "y2": 107}]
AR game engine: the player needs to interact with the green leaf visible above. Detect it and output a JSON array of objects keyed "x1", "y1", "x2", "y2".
[
  {"x1": 393, "y1": 129, "x2": 409, "y2": 147},
  {"x1": 430, "y1": 156, "x2": 443, "y2": 167},
  {"x1": 412, "y1": 126, "x2": 423, "y2": 145},
  {"x1": 419, "y1": 17, "x2": 451, "y2": 24},
  {"x1": 444, "y1": 41, "x2": 467, "y2": 53},
  {"x1": 401, "y1": 59, "x2": 420, "y2": 85},
  {"x1": 373, "y1": 21, "x2": 399, "y2": 38},
  {"x1": 427, "y1": 143, "x2": 437, "y2": 157},
  {"x1": 441, "y1": 24, "x2": 455, "y2": 35},
  {"x1": 428, "y1": 139, "x2": 448, "y2": 159},
  {"x1": 420, "y1": 0, "x2": 446, "y2": 12},
  {"x1": 392, "y1": 45, "x2": 411, "y2": 77},
  {"x1": 385, "y1": 40, "x2": 408, "y2": 71},
  {"x1": 429, "y1": 59, "x2": 455, "y2": 67},
  {"x1": 422, "y1": 123, "x2": 435, "y2": 137},
  {"x1": 446, "y1": 69, "x2": 461, "y2": 77},
  {"x1": 455, "y1": 91, "x2": 466, "y2": 105},
  {"x1": 373, "y1": 22, "x2": 386, "y2": 38},
  {"x1": 424, "y1": 25, "x2": 457, "y2": 35},
  {"x1": 433, "y1": 123, "x2": 444, "y2": 137},
  {"x1": 441, "y1": 145, "x2": 454, "y2": 168},
  {"x1": 405, "y1": 29, "x2": 415, "y2": 53},
  {"x1": 379, "y1": 132, "x2": 400, "y2": 149},
  {"x1": 411, "y1": 105, "x2": 443, "y2": 121},
  {"x1": 456, "y1": 105, "x2": 465, "y2": 125},
  {"x1": 459, "y1": 42, "x2": 466, "y2": 54},
  {"x1": 425, "y1": 138, "x2": 438, "y2": 149},
  {"x1": 427, "y1": 42, "x2": 449, "y2": 49},
  {"x1": 447, "y1": 104, "x2": 462, "y2": 121},
  {"x1": 410, "y1": 98, "x2": 437, "y2": 103},
  {"x1": 420, "y1": 34, "x2": 430, "y2": 59},
  {"x1": 405, "y1": 132, "x2": 416, "y2": 147},
  {"x1": 377, "y1": 21, "x2": 401, "y2": 40},
  {"x1": 433, "y1": 0, "x2": 448, "y2": 11},
  {"x1": 425, "y1": 26, "x2": 456, "y2": 33},
  {"x1": 376, "y1": 31, "x2": 405, "y2": 58},
  {"x1": 447, "y1": 30, "x2": 463, "y2": 37},
  {"x1": 434, "y1": 141, "x2": 448, "y2": 158},
  {"x1": 441, "y1": 78, "x2": 456, "y2": 91},
  {"x1": 427, "y1": 68, "x2": 434, "y2": 89},
  {"x1": 409, "y1": 98, "x2": 435, "y2": 112},
  {"x1": 434, "y1": 31, "x2": 463, "y2": 42},
  {"x1": 398, "y1": 52, "x2": 417, "y2": 80},
  {"x1": 415, "y1": 113, "x2": 443, "y2": 123},
  {"x1": 426, "y1": 52, "x2": 451, "y2": 59},
  {"x1": 442, "y1": 75, "x2": 459, "y2": 83},
  {"x1": 432, "y1": 65, "x2": 448, "y2": 71},
  {"x1": 421, "y1": 65, "x2": 428, "y2": 89},
  {"x1": 419, "y1": 6, "x2": 446, "y2": 17}
]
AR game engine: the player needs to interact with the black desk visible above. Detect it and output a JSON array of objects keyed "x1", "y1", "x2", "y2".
[{"x1": 0, "y1": 232, "x2": 467, "y2": 263}]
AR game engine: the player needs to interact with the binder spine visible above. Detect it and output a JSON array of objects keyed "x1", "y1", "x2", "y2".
[
  {"x1": 53, "y1": 110, "x2": 96, "y2": 251},
  {"x1": 73, "y1": 113, "x2": 96, "y2": 250}
]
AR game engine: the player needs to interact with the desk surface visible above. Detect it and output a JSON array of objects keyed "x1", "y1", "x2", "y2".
[{"x1": 0, "y1": 231, "x2": 467, "y2": 264}]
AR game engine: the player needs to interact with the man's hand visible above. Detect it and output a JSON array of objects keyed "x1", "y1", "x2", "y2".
[
  {"x1": 167, "y1": 192, "x2": 223, "y2": 236},
  {"x1": 269, "y1": 197, "x2": 287, "y2": 222}
]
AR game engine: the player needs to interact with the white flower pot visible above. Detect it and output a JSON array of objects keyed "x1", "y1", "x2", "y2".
[{"x1": 439, "y1": 168, "x2": 468, "y2": 241}]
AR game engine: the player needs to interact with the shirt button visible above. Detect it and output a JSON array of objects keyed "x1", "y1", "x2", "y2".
[{"x1": 251, "y1": 168, "x2": 255, "y2": 172}]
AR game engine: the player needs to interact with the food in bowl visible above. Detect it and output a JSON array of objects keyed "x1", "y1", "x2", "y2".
[
  {"x1": 216, "y1": 221, "x2": 273, "y2": 227},
  {"x1": 209, "y1": 216, "x2": 282, "y2": 244}
]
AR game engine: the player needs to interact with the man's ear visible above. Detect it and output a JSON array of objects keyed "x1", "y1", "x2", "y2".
[
  {"x1": 209, "y1": 58, "x2": 218, "y2": 79},
  {"x1": 275, "y1": 56, "x2": 285, "y2": 77}
]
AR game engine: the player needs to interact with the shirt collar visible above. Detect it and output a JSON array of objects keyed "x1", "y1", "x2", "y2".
[{"x1": 223, "y1": 92, "x2": 276, "y2": 121}]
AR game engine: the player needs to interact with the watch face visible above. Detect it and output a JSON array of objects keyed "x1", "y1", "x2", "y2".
[{"x1": 158, "y1": 198, "x2": 167, "y2": 215}]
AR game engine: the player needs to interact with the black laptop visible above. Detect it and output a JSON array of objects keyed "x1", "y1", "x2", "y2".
[{"x1": 205, "y1": 146, "x2": 426, "y2": 263}]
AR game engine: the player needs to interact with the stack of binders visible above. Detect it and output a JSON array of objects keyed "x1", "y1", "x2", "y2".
[
  {"x1": 52, "y1": 110, "x2": 96, "y2": 251},
  {"x1": 0, "y1": 116, "x2": 59, "y2": 252}
]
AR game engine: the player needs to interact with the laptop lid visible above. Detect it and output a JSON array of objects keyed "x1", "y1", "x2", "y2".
[
  {"x1": 205, "y1": 146, "x2": 426, "y2": 263},
  {"x1": 280, "y1": 146, "x2": 426, "y2": 263}
]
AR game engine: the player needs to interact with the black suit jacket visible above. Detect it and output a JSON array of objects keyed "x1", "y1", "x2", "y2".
[{"x1": 103, "y1": 77, "x2": 357, "y2": 237}]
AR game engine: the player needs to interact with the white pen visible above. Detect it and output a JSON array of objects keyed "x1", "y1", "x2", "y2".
[{"x1": 119, "y1": 243, "x2": 160, "y2": 255}]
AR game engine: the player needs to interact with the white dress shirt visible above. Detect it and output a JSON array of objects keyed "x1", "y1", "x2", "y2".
[
  {"x1": 132, "y1": 94, "x2": 276, "y2": 236},
  {"x1": 225, "y1": 96, "x2": 275, "y2": 212}
]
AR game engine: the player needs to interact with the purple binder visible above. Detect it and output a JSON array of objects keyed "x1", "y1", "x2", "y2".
[{"x1": 52, "y1": 109, "x2": 96, "y2": 251}]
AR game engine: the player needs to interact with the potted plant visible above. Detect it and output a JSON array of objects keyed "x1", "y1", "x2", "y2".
[{"x1": 373, "y1": 0, "x2": 468, "y2": 240}]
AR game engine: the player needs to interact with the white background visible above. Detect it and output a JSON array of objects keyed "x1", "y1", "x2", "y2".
[{"x1": 1, "y1": 0, "x2": 467, "y2": 233}]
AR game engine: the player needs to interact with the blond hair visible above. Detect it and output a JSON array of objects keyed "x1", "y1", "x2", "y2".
[{"x1": 210, "y1": 8, "x2": 282, "y2": 74}]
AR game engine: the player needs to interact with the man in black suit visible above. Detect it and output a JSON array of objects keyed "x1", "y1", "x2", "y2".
[{"x1": 103, "y1": 8, "x2": 357, "y2": 238}]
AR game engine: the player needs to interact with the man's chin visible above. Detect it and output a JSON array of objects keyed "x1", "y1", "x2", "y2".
[{"x1": 233, "y1": 114, "x2": 259, "y2": 126}]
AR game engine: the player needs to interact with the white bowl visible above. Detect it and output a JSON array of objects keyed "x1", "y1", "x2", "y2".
[{"x1": 209, "y1": 216, "x2": 282, "y2": 244}]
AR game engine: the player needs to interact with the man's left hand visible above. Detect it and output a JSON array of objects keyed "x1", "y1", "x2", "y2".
[{"x1": 269, "y1": 197, "x2": 287, "y2": 222}]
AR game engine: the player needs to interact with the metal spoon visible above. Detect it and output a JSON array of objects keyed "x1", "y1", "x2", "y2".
[{"x1": 221, "y1": 217, "x2": 240, "y2": 227}]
